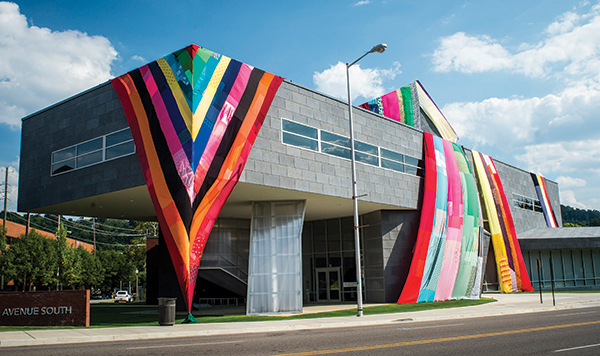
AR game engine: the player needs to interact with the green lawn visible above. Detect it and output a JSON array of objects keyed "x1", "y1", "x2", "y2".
[{"x1": 0, "y1": 298, "x2": 494, "y2": 332}]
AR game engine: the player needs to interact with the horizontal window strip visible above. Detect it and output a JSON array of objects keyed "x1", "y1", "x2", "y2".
[
  {"x1": 281, "y1": 118, "x2": 423, "y2": 177},
  {"x1": 51, "y1": 128, "x2": 135, "y2": 176}
]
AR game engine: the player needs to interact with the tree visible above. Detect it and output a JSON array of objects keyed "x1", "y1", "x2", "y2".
[
  {"x1": 56, "y1": 224, "x2": 80, "y2": 289},
  {"x1": 76, "y1": 246, "x2": 104, "y2": 289},
  {"x1": 3, "y1": 230, "x2": 58, "y2": 291},
  {"x1": 126, "y1": 234, "x2": 147, "y2": 298},
  {"x1": 0, "y1": 225, "x2": 7, "y2": 288},
  {"x1": 97, "y1": 249, "x2": 129, "y2": 291}
]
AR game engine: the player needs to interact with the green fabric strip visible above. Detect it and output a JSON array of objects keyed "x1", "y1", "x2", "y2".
[{"x1": 400, "y1": 86, "x2": 414, "y2": 127}]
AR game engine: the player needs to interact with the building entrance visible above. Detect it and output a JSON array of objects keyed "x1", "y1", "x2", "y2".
[{"x1": 316, "y1": 268, "x2": 341, "y2": 302}]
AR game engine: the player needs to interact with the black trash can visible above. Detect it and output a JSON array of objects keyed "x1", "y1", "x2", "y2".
[{"x1": 158, "y1": 297, "x2": 177, "y2": 326}]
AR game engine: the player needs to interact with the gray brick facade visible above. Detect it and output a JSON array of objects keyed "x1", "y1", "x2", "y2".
[{"x1": 18, "y1": 76, "x2": 566, "y2": 303}]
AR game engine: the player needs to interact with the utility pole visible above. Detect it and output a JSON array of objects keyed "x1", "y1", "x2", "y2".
[
  {"x1": 3, "y1": 166, "x2": 8, "y2": 229},
  {"x1": 92, "y1": 217, "x2": 96, "y2": 255},
  {"x1": 25, "y1": 213, "x2": 30, "y2": 236}
]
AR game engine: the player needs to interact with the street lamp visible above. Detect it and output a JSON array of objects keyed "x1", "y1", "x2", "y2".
[
  {"x1": 346, "y1": 43, "x2": 387, "y2": 317},
  {"x1": 135, "y1": 269, "x2": 139, "y2": 301}
]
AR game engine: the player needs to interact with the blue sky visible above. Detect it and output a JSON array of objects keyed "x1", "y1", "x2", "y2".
[{"x1": 1, "y1": 0, "x2": 599, "y2": 212}]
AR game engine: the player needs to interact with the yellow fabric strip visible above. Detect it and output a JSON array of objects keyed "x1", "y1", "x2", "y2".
[
  {"x1": 396, "y1": 89, "x2": 405, "y2": 124},
  {"x1": 190, "y1": 73, "x2": 274, "y2": 243},
  {"x1": 156, "y1": 58, "x2": 193, "y2": 135},
  {"x1": 472, "y1": 150, "x2": 512, "y2": 293},
  {"x1": 192, "y1": 55, "x2": 232, "y2": 140},
  {"x1": 118, "y1": 76, "x2": 190, "y2": 268},
  {"x1": 416, "y1": 81, "x2": 458, "y2": 142}
]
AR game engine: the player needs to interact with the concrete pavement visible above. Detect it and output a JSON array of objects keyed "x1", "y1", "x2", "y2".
[{"x1": 1, "y1": 292, "x2": 599, "y2": 347}]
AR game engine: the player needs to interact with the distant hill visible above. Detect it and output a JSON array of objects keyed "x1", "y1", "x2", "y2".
[{"x1": 561, "y1": 205, "x2": 600, "y2": 227}]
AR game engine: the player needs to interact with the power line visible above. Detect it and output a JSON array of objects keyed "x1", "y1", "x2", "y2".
[
  {"x1": 8, "y1": 213, "x2": 144, "y2": 246},
  {"x1": 24, "y1": 214, "x2": 145, "y2": 237}
]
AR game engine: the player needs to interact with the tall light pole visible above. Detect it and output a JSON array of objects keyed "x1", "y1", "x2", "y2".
[
  {"x1": 346, "y1": 43, "x2": 387, "y2": 317},
  {"x1": 3, "y1": 166, "x2": 9, "y2": 229}
]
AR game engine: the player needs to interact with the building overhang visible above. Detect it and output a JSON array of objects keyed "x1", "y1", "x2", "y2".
[{"x1": 24, "y1": 182, "x2": 409, "y2": 222}]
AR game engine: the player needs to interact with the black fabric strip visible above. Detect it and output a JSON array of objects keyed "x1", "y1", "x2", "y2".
[
  {"x1": 480, "y1": 152, "x2": 515, "y2": 270},
  {"x1": 129, "y1": 69, "x2": 193, "y2": 232},
  {"x1": 192, "y1": 68, "x2": 265, "y2": 211}
]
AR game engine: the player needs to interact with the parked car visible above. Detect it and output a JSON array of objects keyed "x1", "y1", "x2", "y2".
[{"x1": 114, "y1": 290, "x2": 133, "y2": 303}]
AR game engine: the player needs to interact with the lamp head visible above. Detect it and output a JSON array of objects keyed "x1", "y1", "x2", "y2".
[{"x1": 369, "y1": 43, "x2": 387, "y2": 54}]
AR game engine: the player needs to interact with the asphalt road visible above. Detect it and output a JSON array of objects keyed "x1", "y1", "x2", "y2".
[{"x1": 3, "y1": 306, "x2": 600, "y2": 355}]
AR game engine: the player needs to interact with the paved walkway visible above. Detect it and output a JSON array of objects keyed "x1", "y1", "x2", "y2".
[{"x1": 1, "y1": 293, "x2": 599, "y2": 347}]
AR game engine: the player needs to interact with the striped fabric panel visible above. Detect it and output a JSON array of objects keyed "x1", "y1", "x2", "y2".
[
  {"x1": 531, "y1": 173, "x2": 558, "y2": 228},
  {"x1": 451, "y1": 143, "x2": 481, "y2": 299},
  {"x1": 359, "y1": 85, "x2": 415, "y2": 127},
  {"x1": 418, "y1": 136, "x2": 448, "y2": 303},
  {"x1": 434, "y1": 139, "x2": 464, "y2": 301},
  {"x1": 472, "y1": 150, "x2": 533, "y2": 293},
  {"x1": 111, "y1": 44, "x2": 283, "y2": 312},
  {"x1": 481, "y1": 154, "x2": 518, "y2": 289},
  {"x1": 486, "y1": 155, "x2": 533, "y2": 292},
  {"x1": 397, "y1": 132, "x2": 437, "y2": 304},
  {"x1": 472, "y1": 151, "x2": 514, "y2": 293}
]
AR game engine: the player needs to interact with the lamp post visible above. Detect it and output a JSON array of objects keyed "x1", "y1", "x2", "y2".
[
  {"x1": 135, "y1": 269, "x2": 139, "y2": 301},
  {"x1": 346, "y1": 43, "x2": 387, "y2": 317}
]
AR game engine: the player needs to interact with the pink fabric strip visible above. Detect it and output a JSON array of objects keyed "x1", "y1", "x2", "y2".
[
  {"x1": 381, "y1": 91, "x2": 401, "y2": 122},
  {"x1": 193, "y1": 63, "x2": 254, "y2": 196},
  {"x1": 435, "y1": 139, "x2": 464, "y2": 301},
  {"x1": 140, "y1": 65, "x2": 195, "y2": 202}
]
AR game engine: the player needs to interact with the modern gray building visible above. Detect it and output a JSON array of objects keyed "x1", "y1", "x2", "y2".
[{"x1": 17, "y1": 48, "x2": 599, "y2": 312}]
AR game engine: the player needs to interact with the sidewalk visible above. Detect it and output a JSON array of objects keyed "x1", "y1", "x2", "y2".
[{"x1": 1, "y1": 292, "x2": 599, "y2": 347}]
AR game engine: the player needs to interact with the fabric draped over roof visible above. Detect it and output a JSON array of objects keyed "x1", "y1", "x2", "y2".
[
  {"x1": 359, "y1": 81, "x2": 458, "y2": 142},
  {"x1": 110, "y1": 44, "x2": 283, "y2": 312}
]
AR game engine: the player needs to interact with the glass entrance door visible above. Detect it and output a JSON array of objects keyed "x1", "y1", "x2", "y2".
[{"x1": 316, "y1": 268, "x2": 341, "y2": 302}]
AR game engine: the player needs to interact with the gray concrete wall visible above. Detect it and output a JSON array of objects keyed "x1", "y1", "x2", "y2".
[
  {"x1": 240, "y1": 81, "x2": 424, "y2": 210},
  {"x1": 463, "y1": 149, "x2": 561, "y2": 233},
  {"x1": 18, "y1": 82, "x2": 143, "y2": 212},
  {"x1": 381, "y1": 210, "x2": 420, "y2": 303},
  {"x1": 19, "y1": 80, "x2": 425, "y2": 214},
  {"x1": 361, "y1": 211, "x2": 384, "y2": 303}
]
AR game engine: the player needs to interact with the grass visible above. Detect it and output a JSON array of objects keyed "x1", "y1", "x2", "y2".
[{"x1": 0, "y1": 298, "x2": 495, "y2": 332}]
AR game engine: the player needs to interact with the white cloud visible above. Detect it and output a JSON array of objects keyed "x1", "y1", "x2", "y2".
[
  {"x1": 1, "y1": 163, "x2": 19, "y2": 212},
  {"x1": 443, "y1": 82, "x2": 600, "y2": 150},
  {"x1": 354, "y1": 0, "x2": 372, "y2": 6},
  {"x1": 432, "y1": 4, "x2": 600, "y2": 78},
  {"x1": 556, "y1": 176, "x2": 587, "y2": 188},
  {"x1": 432, "y1": 32, "x2": 512, "y2": 74},
  {"x1": 560, "y1": 189, "x2": 590, "y2": 209},
  {"x1": 131, "y1": 55, "x2": 146, "y2": 63},
  {"x1": 514, "y1": 140, "x2": 600, "y2": 176},
  {"x1": 0, "y1": 2, "x2": 118, "y2": 129},
  {"x1": 313, "y1": 61, "x2": 401, "y2": 101},
  {"x1": 436, "y1": 3, "x2": 600, "y2": 210}
]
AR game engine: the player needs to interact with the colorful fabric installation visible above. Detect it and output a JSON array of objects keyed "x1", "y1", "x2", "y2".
[
  {"x1": 111, "y1": 44, "x2": 283, "y2": 313},
  {"x1": 397, "y1": 132, "x2": 436, "y2": 304},
  {"x1": 359, "y1": 81, "x2": 458, "y2": 143},
  {"x1": 359, "y1": 86, "x2": 414, "y2": 127},
  {"x1": 417, "y1": 135, "x2": 448, "y2": 303},
  {"x1": 472, "y1": 151, "x2": 533, "y2": 293},
  {"x1": 398, "y1": 133, "x2": 483, "y2": 304},
  {"x1": 451, "y1": 143, "x2": 482, "y2": 300},
  {"x1": 531, "y1": 173, "x2": 558, "y2": 228},
  {"x1": 414, "y1": 81, "x2": 458, "y2": 143},
  {"x1": 434, "y1": 140, "x2": 464, "y2": 301}
]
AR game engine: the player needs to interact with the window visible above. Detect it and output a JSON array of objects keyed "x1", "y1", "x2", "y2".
[
  {"x1": 51, "y1": 128, "x2": 135, "y2": 175},
  {"x1": 512, "y1": 193, "x2": 543, "y2": 213},
  {"x1": 282, "y1": 120, "x2": 318, "y2": 151},
  {"x1": 281, "y1": 118, "x2": 423, "y2": 177}
]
